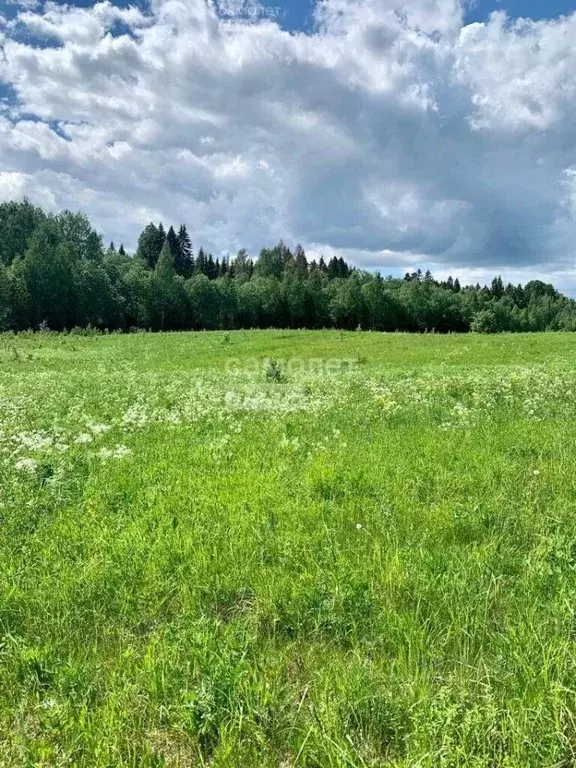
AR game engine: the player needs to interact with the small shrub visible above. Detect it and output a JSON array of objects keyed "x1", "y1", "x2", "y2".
[
  {"x1": 470, "y1": 309, "x2": 499, "y2": 334},
  {"x1": 265, "y1": 358, "x2": 285, "y2": 382}
]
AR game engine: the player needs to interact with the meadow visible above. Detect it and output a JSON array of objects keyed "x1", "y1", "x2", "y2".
[{"x1": 2, "y1": 329, "x2": 576, "y2": 766}]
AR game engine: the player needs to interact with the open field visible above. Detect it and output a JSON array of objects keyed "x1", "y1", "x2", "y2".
[{"x1": 3, "y1": 330, "x2": 576, "y2": 766}]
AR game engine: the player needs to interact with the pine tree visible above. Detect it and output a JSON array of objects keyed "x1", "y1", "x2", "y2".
[{"x1": 119, "y1": 244, "x2": 126, "y2": 257}]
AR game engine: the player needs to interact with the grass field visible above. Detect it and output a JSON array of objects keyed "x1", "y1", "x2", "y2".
[{"x1": 3, "y1": 330, "x2": 576, "y2": 766}]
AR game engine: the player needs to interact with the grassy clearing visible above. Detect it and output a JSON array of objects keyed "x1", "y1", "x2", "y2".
[{"x1": 2, "y1": 330, "x2": 576, "y2": 766}]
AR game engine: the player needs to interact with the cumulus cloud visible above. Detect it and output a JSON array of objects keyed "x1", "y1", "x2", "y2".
[{"x1": 0, "y1": 0, "x2": 575, "y2": 289}]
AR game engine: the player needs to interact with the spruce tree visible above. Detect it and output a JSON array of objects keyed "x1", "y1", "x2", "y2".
[
  {"x1": 166, "y1": 226, "x2": 179, "y2": 264},
  {"x1": 327, "y1": 257, "x2": 339, "y2": 279},
  {"x1": 196, "y1": 247, "x2": 207, "y2": 276},
  {"x1": 294, "y1": 244, "x2": 308, "y2": 278},
  {"x1": 206, "y1": 254, "x2": 217, "y2": 280},
  {"x1": 155, "y1": 223, "x2": 166, "y2": 257},
  {"x1": 337, "y1": 257, "x2": 349, "y2": 278},
  {"x1": 491, "y1": 276, "x2": 504, "y2": 298},
  {"x1": 155, "y1": 239, "x2": 175, "y2": 280},
  {"x1": 176, "y1": 224, "x2": 194, "y2": 278}
]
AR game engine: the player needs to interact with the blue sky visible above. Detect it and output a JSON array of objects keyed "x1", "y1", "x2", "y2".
[
  {"x1": 1, "y1": 0, "x2": 576, "y2": 291},
  {"x1": 467, "y1": 0, "x2": 576, "y2": 23},
  {"x1": 284, "y1": 0, "x2": 576, "y2": 29},
  {"x1": 240, "y1": 0, "x2": 576, "y2": 29}
]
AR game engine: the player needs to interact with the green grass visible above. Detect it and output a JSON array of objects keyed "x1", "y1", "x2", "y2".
[{"x1": 2, "y1": 330, "x2": 576, "y2": 766}]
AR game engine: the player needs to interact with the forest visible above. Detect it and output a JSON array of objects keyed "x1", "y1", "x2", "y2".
[{"x1": 0, "y1": 199, "x2": 572, "y2": 334}]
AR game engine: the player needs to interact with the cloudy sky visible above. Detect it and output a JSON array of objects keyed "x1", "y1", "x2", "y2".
[{"x1": 0, "y1": 0, "x2": 575, "y2": 290}]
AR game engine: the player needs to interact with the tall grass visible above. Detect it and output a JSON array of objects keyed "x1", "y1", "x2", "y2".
[{"x1": 1, "y1": 330, "x2": 576, "y2": 765}]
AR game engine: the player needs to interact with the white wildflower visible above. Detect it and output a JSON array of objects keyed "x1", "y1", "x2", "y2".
[
  {"x1": 74, "y1": 433, "x2": 93, "y2": 444},
  {"x1": 98, "y1": 444, "x2": 132, "y2": 460},
  {"x1": 15, "y1": 457, "x2": 38, "y2": 473},
  {"x1": 89, "y1": 424, "x2": 111, "y2": 435}
]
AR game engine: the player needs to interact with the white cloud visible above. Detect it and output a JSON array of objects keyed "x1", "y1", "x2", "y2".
[
  {"x1": 0, "y1": 0, "x2": 575, "y2": 288},
  {"x1": 457, "y1": 12, "x2": 576, "y2": 132}
]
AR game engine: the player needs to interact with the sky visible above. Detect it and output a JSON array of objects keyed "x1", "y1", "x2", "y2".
[{"x1": 0, "y1": 0, "x2": 576, "y2": 291}]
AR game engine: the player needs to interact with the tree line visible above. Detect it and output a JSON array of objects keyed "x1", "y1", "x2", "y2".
[{"x1": 0, "y1": 199, "x2": 573, "y2": 334}]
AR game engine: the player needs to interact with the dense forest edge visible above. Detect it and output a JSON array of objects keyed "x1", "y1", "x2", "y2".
[{"x1": 0, "y1": 199, "x2": 572, "y2": 334}]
